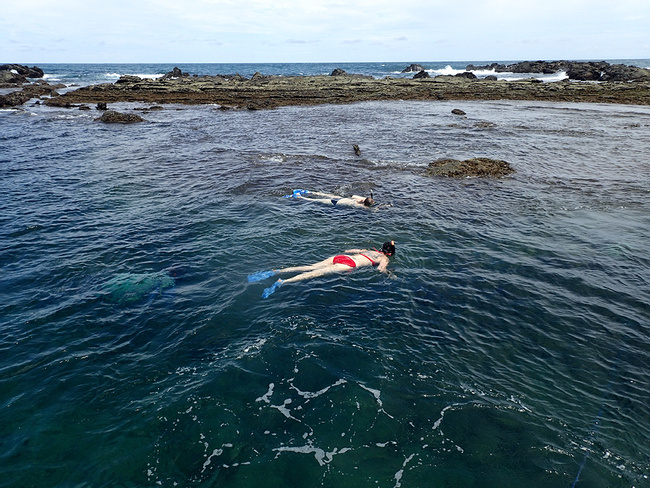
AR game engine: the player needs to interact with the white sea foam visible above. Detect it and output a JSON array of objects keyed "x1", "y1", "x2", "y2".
[
  {"x1": 290, "y1": 378, "x2": 346, "y2": 398},
  {"x1": 104, "y1": 72, "x2": 164, "y2": 80},
  {"x1": 358, "y1": 383, "x2": 394, "y2": 418},
  {"x1": 396, "y1": 64, "x2": 569, "y2": 82},
  {"x1": 430, "y1": 64, "x2": 459, "y2": 76},
  {"x1": 432, "y1": 404, "x2": 454, "y2": 431},
  {"x1": 273, "y1": 442, "x2": 352, "y2": 466},
  {"x1": 256, "y1": 382, "x2": 274, "y2": 403},
  {"x1": 393, "y1": 454, "x2": 415, "y2": 488}
]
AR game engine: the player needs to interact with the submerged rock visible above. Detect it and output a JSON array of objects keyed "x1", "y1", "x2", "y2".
[
  {"x1": 425, "y1": 158, "x2": 515, "y2": 178},
  {"x1": 102, "y1": 271, "x2": 176, "y2": 304}
]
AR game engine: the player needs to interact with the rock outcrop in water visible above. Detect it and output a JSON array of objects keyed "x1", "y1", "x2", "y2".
[
  {"x1": 402, "y1": 64, "x2": 426, "y2": 73},
  {"x1": 95, "y1": 110, "x2": 145, "y2": 123},
  {"x1": 0, "y1": 81, "x2": 65, "y2": 107},
  {"x1": 425, "y1": 158, "x2": 515, "y2": 178},
  {"x1": 0, "y1": 64, "x2": 44, "y2": 85},
  {"x1": 465, "y1": 60, "x2": 650, "y2": 82}
]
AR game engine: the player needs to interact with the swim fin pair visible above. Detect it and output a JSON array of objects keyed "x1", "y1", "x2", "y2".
[
  {"x1": 283, "y1": 189, "x2": 310, "y2": 198},
  {"x1": 247, "y1": 271, "x2": 283, "y2": 298}
]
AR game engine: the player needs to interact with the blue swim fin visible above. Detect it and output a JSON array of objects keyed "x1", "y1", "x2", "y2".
[
  {"x1": 262, "y1": 279, "x2": 283, "y2": 298},
  {"x1": 247, "y1": 270, "x2": 276, "y2": 282},
  {"x1": 283, "y1": 189, "x2": 310, "y2": 198}
]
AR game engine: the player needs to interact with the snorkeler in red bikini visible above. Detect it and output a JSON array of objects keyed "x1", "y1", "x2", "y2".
[{"x1": 248, "y1": 241, "x2": 396, "y2": 298}]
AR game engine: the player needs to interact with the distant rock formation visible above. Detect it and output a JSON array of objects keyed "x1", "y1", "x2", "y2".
[
  {"x1": 116, "y1": 75, "x2": 143, "y2": 84},
  {"x1": 161, "y1": 67, "x2": 190, "y2": 80},
  {"x1": 413, "y1": 70, "x2": 430, "y2": 79},
  {"x1": 465, "y1": 60, "x2": 650, "y2": 82},
  {"x1": 0, "y1": 64, "x2": 45, "y2": 87},
  {"x1": 402, "y1": 64, "x2": 426, "y2": 73},
  {"x1": 425, "y1": 158, "x2": 515, "y2": 178}
]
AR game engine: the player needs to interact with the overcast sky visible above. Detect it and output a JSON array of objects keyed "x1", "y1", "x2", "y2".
[{"x1": 3, "y1": 0, "x2": 649, "y2": 63}]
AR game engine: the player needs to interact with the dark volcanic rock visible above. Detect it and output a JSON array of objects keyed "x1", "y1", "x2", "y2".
[
  {"x1": 116, "y1": 75, "x2": 143, "y2": 84},
  {"x1": 451, "y1": 108, "x2": 466, "y2": 115},
  {"x1": 413, "y1": 70, "x2": 430, "y2": 79},
  {"x1": 0, "y1": 90, "x2": 32, "y2": 107},
  {"x1": 600, "y1": 64, "x2": 650, "y2": 82},
  {"x1": 566, "y1": 66, "x2": 602, "y2": 81},
  {"x1": 161, "y1": 67, "x2": 189, "y2": 79},
  {"x1": 251, "y1": 72, "x2": 275, "y2": 83},
  {"x1": 330, "y1": 68, "x2": 347, "y2": 76},
  {"x1": 0, "y1": 81, "x2": 62, "y2": 107},
  {"x1": 425, "y1": 158, "x2": 515, "y2": 178},
  {"x1": 0, "y1": 69, "x2": 27, "y2": 85},
  {"x1": 455, "y1": 71, "x2": 477, "y2": 79},
  {"x1": 465, "y1": 60, "x2": 650, "y2": 82},
  {"x1": 0, "y1": 64, "x2": 44, "y2": 81},
  {"x1": 95, "y1": 110, "x2": 145, "y2": 123},
  {"x1": 402, "y1": 64, "x2": 425, "y2": 73}
]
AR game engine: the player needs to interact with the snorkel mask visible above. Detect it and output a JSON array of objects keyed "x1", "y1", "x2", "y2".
[{"x1": 381, "y1": 241, "x2": 396, "y2": 256}]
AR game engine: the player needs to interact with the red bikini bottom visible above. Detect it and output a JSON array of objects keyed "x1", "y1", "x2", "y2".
[{"x1": 332, "y1": 255, "x2": 356, "y2": 267}]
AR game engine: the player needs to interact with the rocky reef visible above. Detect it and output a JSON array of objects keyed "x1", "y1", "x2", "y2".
[
  {"x1": 3, "y1": 63, "x2": 650, "y2": 110},
  {"x1": 40, "y1": 65, "x2": 650, "y2": 109},
  {"x1": 0, "y1": 64, "x2": 66, "y2": 108},
  {"x1": 0, "y1": 64, "x2": 44, "y2": 85},
  {"x1": 425, "y1": 158, "x2": 515, "y2": 178}
]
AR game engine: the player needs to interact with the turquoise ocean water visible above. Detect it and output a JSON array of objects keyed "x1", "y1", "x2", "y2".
[{"x1": 1, "y1": 62, "x2": 649, "y2": 487}]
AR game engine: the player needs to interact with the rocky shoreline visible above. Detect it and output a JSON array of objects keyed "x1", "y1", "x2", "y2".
[{"x1": 2, "y1": 61, "x2": 650, "y2": 110}]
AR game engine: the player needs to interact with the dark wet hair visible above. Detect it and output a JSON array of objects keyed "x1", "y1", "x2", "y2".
[
  {"x1": 363, "y1": 197, "x2": 375, "y2": 207},
  {"x1": 381, "y1": 241, "x2": 395, "y2": 256}
]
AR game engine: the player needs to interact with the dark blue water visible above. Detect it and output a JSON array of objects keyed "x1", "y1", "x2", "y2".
[{"x1": 1, "y1": 64, "x2": 649, "y2": 488}]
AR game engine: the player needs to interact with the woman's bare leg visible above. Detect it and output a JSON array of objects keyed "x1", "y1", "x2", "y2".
[
  {"x1": 282, "y1": 264, "x2": 350, "y2": 283},
  {"x1": 275, "y1": 257, "x2": 333, "y2": 274},
  {"x1": 308, "y1": 191, "x2": 341, "y2": 199}
]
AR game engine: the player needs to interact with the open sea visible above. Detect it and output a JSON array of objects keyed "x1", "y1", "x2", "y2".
[{"x1": 1, "y1": 62, "x2": 649, "y2": 488}]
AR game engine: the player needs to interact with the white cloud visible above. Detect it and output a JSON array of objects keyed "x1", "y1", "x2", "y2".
[{"x1": 1, "y1": 0, "x2": 648, "y2": 62}]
